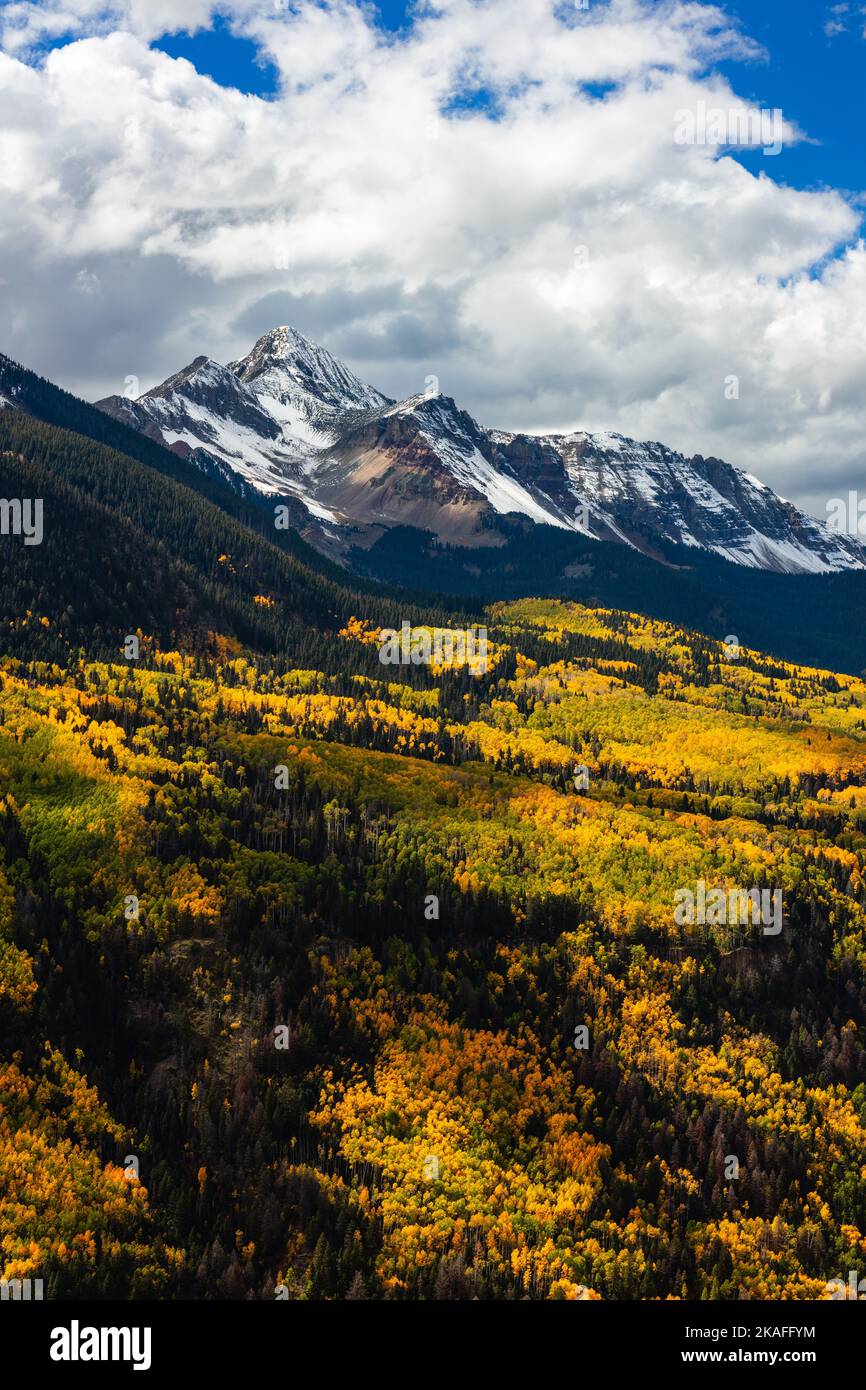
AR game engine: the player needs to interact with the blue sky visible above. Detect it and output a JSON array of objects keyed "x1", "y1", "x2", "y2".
[
  {"x1": 715, "y1": 0, "x2": 865, "y2": 196},
  {"x1": 155, "y1": 14, "x2": 279, "y2": 96}
]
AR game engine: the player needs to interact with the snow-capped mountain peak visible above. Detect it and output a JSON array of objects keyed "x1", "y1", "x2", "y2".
[
  {"x1": 94, "y1": 326, "x2": 866, "y2": 576},
  {"x1": 228, "y1": 326, "x2": 390, "y2": 446}
]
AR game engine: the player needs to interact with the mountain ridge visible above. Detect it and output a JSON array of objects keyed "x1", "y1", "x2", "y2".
[
  {"x1": 4, "y1": 343, "x2": 866, "y2": 674},
  {"x1": 94, "y1": 324, "x2": 866, "y2": 577}
]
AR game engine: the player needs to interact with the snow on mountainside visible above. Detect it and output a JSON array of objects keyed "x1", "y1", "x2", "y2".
[
  {"x1": 337, "y1": 391, "x2": 582, "y2": 531},
  {"x1": 509, "y1": 429, "x2": 865, "y2": 574},
  {"x1": 229, "y1": 326, "x2": 391, "y2": 447},
  {"x1": 96, "y1": 353, "x2": 339, "y2": 519},
  {"x1": 94, "y1": 327, "x2": 866, "y2": 575}
]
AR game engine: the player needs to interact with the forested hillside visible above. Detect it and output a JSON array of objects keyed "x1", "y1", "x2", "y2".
[
  {"x1": 356, "y1": 522, "x2": 866, "y2": 676},
  {"x1": 0, "y1": 410, "x2": 467, "y2": 666},
  {"x1": 1, "y1": 412, "x2": 865, "y2": 1300}
]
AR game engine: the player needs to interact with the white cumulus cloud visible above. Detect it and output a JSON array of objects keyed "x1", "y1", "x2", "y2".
[{"x1": 0, "y1": 0, "x2": 863, "y2": 518}]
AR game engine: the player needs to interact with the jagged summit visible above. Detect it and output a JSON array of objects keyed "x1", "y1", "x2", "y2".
[{"x1": 228, "y1": 326, "x2": 390, "y2": 445}]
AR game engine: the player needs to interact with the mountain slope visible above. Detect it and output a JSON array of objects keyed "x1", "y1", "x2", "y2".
[
  {"x1": 0, "y1": 408, "x2": 463, "y2": 666},
  {"x1": 0, "y1": 349, "x2": 378, "y2": 581},
  {"x1": 0, "y1": 350, "x2": 257, "y2": 504},
  {"x1": 94, "y1": 325, "x2": 865, "y2": 577},
  {"x1": 530, "y1": 430, "x2": 860, "y2": 574},
  {"x1": 98, "y1": 356, "x2": 318, "y2": 503}
]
